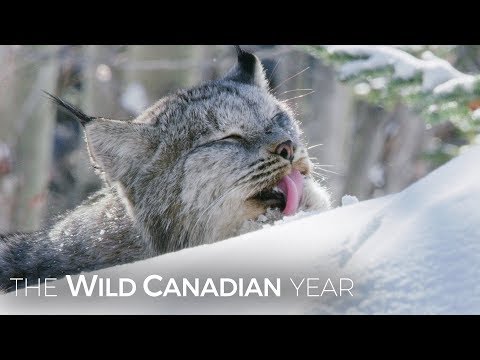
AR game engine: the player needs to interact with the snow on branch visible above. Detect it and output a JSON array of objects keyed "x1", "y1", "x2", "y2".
[
  {"x1": 301, "y1": 45, "x2": 480, "y2": 131},
  {"x1": 326, "y1": 46, "x2": 474, "y2": 92}
]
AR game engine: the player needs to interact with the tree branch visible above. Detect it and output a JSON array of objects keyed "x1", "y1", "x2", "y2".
[{"x1": 301, "y1": 45, "x2": 480, "y2": 131}]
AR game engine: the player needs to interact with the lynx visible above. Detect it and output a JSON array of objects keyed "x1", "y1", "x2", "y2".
[{"x1": 0, "y1": 46, "x2": 330, "y2": 292}]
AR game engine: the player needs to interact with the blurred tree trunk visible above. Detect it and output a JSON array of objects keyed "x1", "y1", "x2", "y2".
[
  {"x1": 1, "y1": 45, "x2": 59, "y2": 232},
  {"x1": 197, "y1": 45, "x2": 228, "y2": 81},
  {"x1": 83, "y1": 45, "x2": 126, "y2": 118},
  {"x1": 380, "y1": 104, "x2": 429, "y2": 195},
  {"x1": 342, "y1": 102, "x2": 389, "y2": 200},
  {"x1": 305, "y1": 60, "x2": 356, "y2": 204},
  {"x1": 123, "y1": 45, "x2": 201, "y2": 111},
  {"x1": 0, "y1": 46, "x2": 19, "y2": 232}
]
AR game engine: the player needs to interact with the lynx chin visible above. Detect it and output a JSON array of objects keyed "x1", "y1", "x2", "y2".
[{"x1": 0, "y1": 46, "x2": 331, "y2": 293}]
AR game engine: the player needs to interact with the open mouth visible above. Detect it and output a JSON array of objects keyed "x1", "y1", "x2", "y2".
[{"x1": 252, "y1": 169, "x2": 305, "y2": 216}]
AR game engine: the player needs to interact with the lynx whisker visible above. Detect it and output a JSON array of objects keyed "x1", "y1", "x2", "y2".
[
  {"x1": 312, "y1": 164, "x2": 335, "y2": 167},
  {"x1": 312, "y1": 167, "x2": 342, "y2": 176},
  {"x1": 277, "y1": 88, "x2": 314, "y2": 96},
  {"x1": 271, "y1": 66, "x2": 310, "y2": 93},
  {"x1": 280, "y1": 90, "x2": 316, "y2": 103},
  {"x1": 268, "y1": 59, "x2": 282, "y2": 87}
]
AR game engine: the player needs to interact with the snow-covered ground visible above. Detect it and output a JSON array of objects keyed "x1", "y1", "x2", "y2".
[{"x1": 2, "y1": 146, "x2": 480, "y2": 314}]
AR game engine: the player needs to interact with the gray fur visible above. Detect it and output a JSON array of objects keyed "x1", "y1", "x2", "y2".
[{"x1": 0, "y1": 48, "x2": 331, "y2": 293}]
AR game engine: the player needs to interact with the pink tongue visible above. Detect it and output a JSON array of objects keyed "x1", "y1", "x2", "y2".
[{"x1": 277, "y1": 170, "x2": 304, "y2": 216}]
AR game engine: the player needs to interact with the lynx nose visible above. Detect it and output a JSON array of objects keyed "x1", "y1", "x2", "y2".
[{"x1": 275, "y1": 140, "x2": 294, "y2": 161}]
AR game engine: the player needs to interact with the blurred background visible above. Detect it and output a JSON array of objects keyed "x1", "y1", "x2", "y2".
[{"x1": 0, "y1": 45, "x2": 478, "y2": 233}]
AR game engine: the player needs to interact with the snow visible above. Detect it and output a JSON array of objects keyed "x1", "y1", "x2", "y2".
[
  {"x1": 327, "y1": 45, "x2": 422, "y2": 81},
  {"x1": 325, "y1": 45, "x2": 476, "y2": 94},
  {"x1": 2, "y1": 146, "x2": 480, "y2": 314},
  {"x1": 341, "y1": 195, "x2": 359, "y2": 207},
  {"x1": 368, "y1": 163, "x2": 385, "y2": 187},
  {"x1": 473, "y1": 108, "x2": 480, "y2": 121},
  {"x1": 433, "y1": 75, "x2": 477, "y2": 96},
  {"x1": 353, "y1": 82, "x2": 371, "y2": 96}
]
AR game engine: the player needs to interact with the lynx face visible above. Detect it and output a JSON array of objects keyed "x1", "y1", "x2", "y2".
[{"x1": 83, "y1": 48, "x2": 330, "y2": 253}]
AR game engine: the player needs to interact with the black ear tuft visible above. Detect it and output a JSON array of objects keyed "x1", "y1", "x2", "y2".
[
  {"x1": 43, "y1": 91, "x2": 94, "y2": 127},
  {"x1": 235, "y1": 46, "x2": 257, "y2": 81},
  {"x1": 223, "y1": 46, "x2": 268, "y2": 88},
  {"x1": 234, "y1": 45, "x2": 243, "y2": 56}
]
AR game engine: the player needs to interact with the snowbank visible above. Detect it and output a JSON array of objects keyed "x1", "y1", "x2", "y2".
[{"x1": 2, "y1": 146, "x2": 480, "y2": 314}]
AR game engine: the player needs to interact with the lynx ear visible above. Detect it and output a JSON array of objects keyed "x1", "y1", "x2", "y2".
[
  {"x1": 223, "y1": 46, "x2": 268, "y2": 88},
  {"x1": 84, "y1": 119, "x2": 158, "y2": 188},
  {"x1": 44, "y1": 93, "x2": 158, "y2": 188}
]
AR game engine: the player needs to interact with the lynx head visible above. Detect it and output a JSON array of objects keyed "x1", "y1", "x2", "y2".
[{"x1": 49, "y1": 46, "x2": 330, "y2": 254}]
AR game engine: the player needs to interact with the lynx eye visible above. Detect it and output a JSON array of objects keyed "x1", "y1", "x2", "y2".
[
  {"x1": 272, "y1": 112, "x2": 288, "y2": 127},
  {"x1": 272, "y1": 113, "x2": 282, "y2": 121},
  {"x1": 199, "y1": 133, "x2": 245, "y2": 148},
  {"x1": 219, "y1": 134, "x2": 244, "y2": 142}
]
